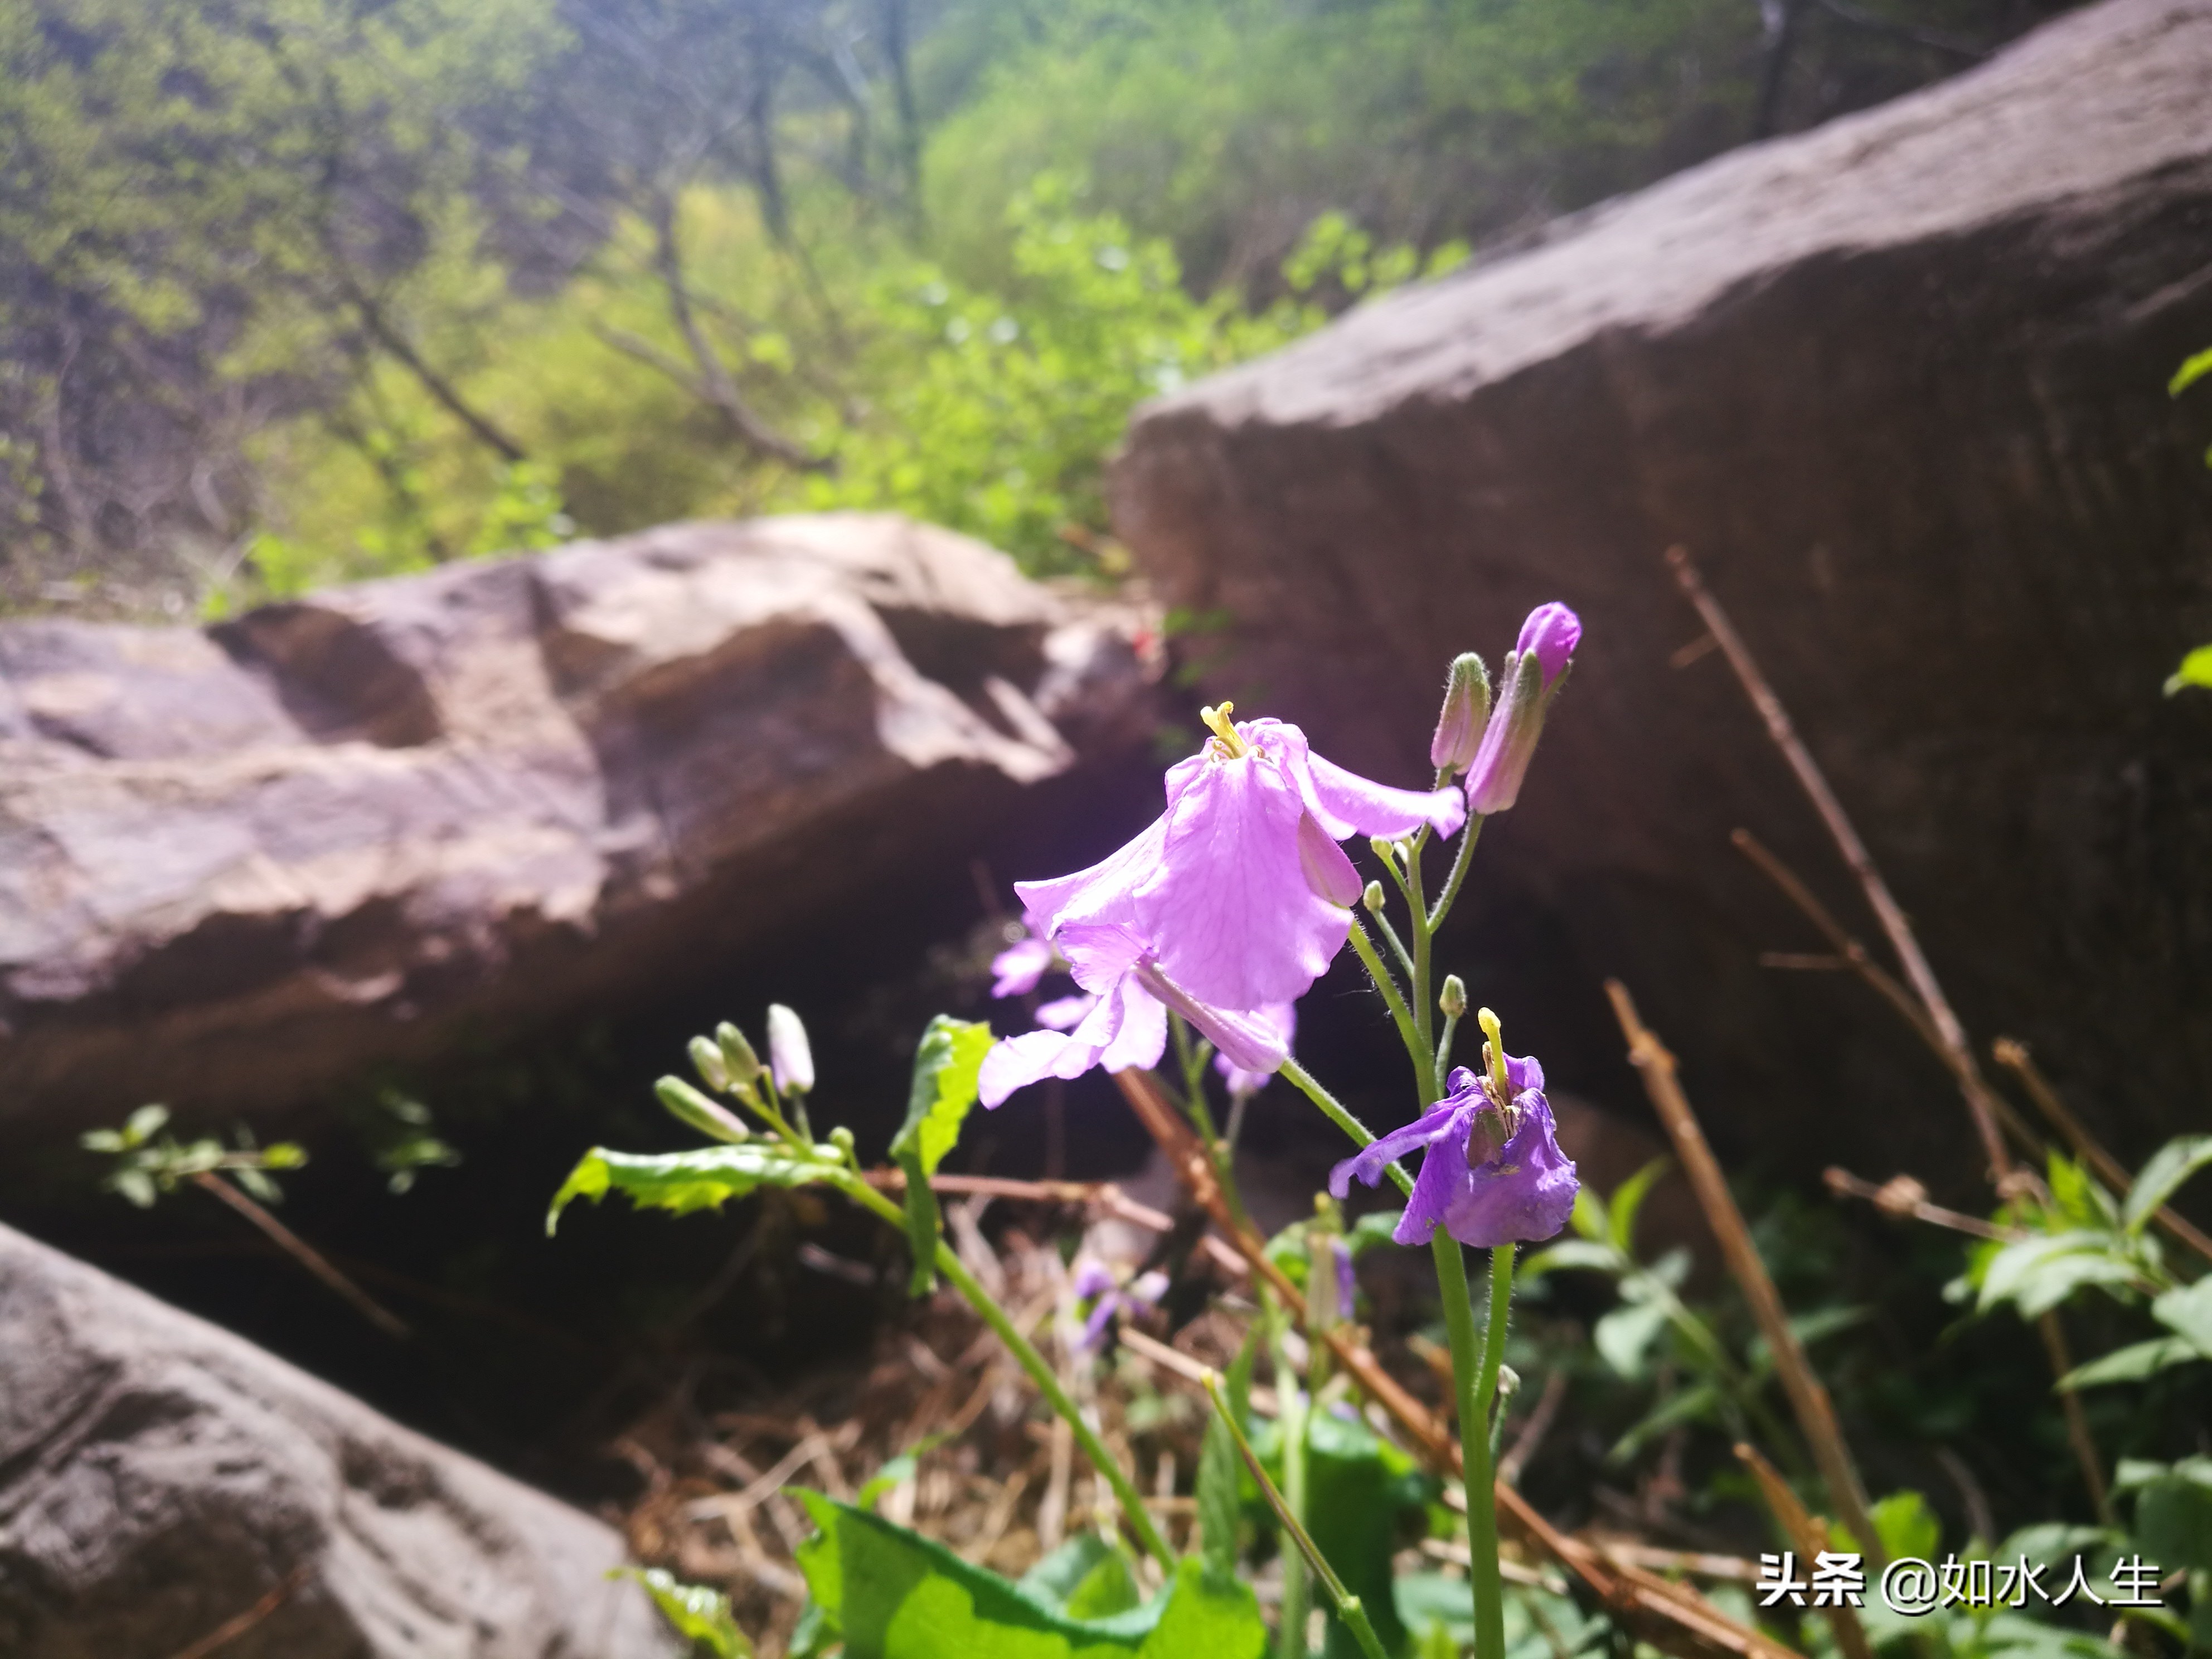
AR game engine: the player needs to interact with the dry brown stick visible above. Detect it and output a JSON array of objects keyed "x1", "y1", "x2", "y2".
[
  {"x1": 1992, "y1": 1039, "x2": 2212, "y2": 1265},
  {"x1": 1733, "y1": 829, "x2": 2044, "y2": 1163},
  {"x1": 165, "y1": 1564, "x2": 312, "y2": 1659},
  {"x1": 2034, "y1": 1308, "x2": 2116, "y2": 1525},
  {"x1": 190, "y1": 1172, "x2": 409, "y2": 1341},
  {"x1": 1734, "y1": 1443, "x2": 1878, "y2": 1659},
  {"x1": 1109, "y1": 1067, "x2": 1803, "y2": 1659},
  {"x1": 1667, "y1": 547, "x2": 2112, "y2": 1513},
  {"x1": 1606, "y1": 982, "x2": 1884, "y2": 1566},
  {"x1": 868, "y1": 1168, "x2": 1251, "y2": 1278},
  {"x1": 1821, "y1": 1168, "x2": 2017, "y2": 1241},
  {"x1": 1666, "y1": 546, "x2": 2013, "y2": 1182}
]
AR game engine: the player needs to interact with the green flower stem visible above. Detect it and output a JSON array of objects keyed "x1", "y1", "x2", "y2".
[
  {"x1": 1204, "y1": 1372, "x2": 1393, "y2": 1659},
  {"x1": 1435, "y1": 1010, "x2": 1461, "y2": 1080},
  {"x1": 1405, "y1": 841, "x2": 1436, "y2": 1097},
  {"x1": 837, "y1": 1175, "x2": 1176, "y2": 1570},
  {"x1": 1426, "y1": 812, "x2": 1487, "y2": 934},
  {"x1": 1279, "y1": 1059, "x2": 1413, "y2": 1199},
  {"x1": 1273, "y1": 1322, "x2": 1312, "y2": 1659},
  {"x1": 1471, "y1": 1243, "x2": 1516, "y2": 1659}
]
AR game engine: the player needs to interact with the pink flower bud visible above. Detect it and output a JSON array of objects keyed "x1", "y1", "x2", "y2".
[
  {"x1": 1465, "y1": 603, "x2": 1580, "y2": 815},
  {"x1": 1429, "y1": 652, "x2": 1492, "y2": 773}
]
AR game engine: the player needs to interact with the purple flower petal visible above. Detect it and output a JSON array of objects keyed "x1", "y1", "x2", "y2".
[
  {"x1": 1071, "y1": 1260, "x2": 1117, "y2": 1301},
  {"x1": 1076, "y1": 1294, "x2": 1119, "y2": 1353},
  {"x1": 1134, "y1": 734, "x2": 1348, "y2": 1010},
  {"x1": 1516, "y1": 603, "x2": 1582, "y2": 686},
  {"x1": 1035, "y1": 993, "x2": 1097, "y2": 1031},
  {"x1": 991, "y1": 934, "x2": 1054, "y2": 998},
  {"x1": 1133, "y1": 961, "x2": 1289, "y2": 1076},
  {"x1": 1216, "y1": 1002, "x2": 1297, "y2": 1097},
  {"x1": 1327, "y1": 1097, "x2": 1464, "y2": 1199},
  {"x1": 976, "y1": 973, "x2": 1167, "y2": 1108},
  {"x1": 1296, "y1": 811, "x2": 1365, "y2": 906},
  {"x1": 1437, "y1": 1088, "x2": 1579, "y2": 1248},
  {"x1": 1296, "y1": 745, "x2": 1468, "y2": 842},
  {"x1": 1015, "y1": 815, "x2": 1167, "y2": 939}
]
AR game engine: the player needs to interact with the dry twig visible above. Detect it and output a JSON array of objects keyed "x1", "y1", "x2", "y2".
[{"x1": 1734, "y1": 1443, "x2": 1877, "y2": 1659}]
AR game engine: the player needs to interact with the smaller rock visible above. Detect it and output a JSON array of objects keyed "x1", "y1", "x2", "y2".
[{"x1": 0, "y1": 1223, "x2": 683, "y2": 1659}]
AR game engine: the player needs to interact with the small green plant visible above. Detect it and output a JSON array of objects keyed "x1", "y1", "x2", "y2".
[{"x1": 81, "y1": 1104, "x2": 306, "y2": 1210}]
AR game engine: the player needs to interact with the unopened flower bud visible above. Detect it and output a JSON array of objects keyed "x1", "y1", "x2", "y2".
[
  {"x1": 1362, "y1": 879, "x2": 1385, "y2": 913},
  {"x1": 716, "y1": 1022, "x2": 763, "y2": 1086},
  {"x1": 1439, "y1": 974, "x2": 1468, "y2": 1018},
  {"x1": 655, "y1": 1075, "x2": 750, "y2": 1143},
  {"x1": 1465, "y1": 603, "x2": 1580, "y2": 815},
  {"x1": 688, "y1": 1035, "x2": 730, "y2": 1092},
  {"x1": 767, "y1": 1003, "x2": 814, "y2": 1094},
  {"x1": 1429, "y1": 652, "x2": 1493, "y2": 773}
]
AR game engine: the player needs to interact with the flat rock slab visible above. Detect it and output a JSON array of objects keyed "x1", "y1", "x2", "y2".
[
  {"x1": 0, "y1": 1221, "x2": 682, "y2": 1658},
  {"x1": 0, "y1": 514, "x2": 1153, "y2": 1138},
  {"x1": 1110, "y1": 0, "x2": 2212, "y2": 1167}
]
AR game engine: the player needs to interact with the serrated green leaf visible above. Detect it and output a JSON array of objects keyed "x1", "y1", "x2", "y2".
[
  {"x1": 792, "y1": 1490, "x2": 1266, "y2": 1658},
  {"x1": 2124, "y1": 1136, "x2": 2212, "y2": 1235},
  {"x1": 546, "y1": 1144, "x2": 831, "y2": 1235},
  {"x1": 1607, "y1": 1157, "x2": 1670, "y2": 1254},
  {"x1": 2152, "y1": 1277, "x2": 2212, "y2": 1359},
  {"x1": 617, "y1": 1566, "x2": 751, "y2": 1657},
  {"x1": 2059, "y1": 1335, "x2": 2201, "y2": 1390},
  {"x1": 890, "y1": 1017, "x2": 995, "y2": 1297}
]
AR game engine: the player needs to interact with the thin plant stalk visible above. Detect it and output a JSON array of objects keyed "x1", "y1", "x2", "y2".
[
  {"x1": 1605, "y1": 979, "x2": 1884, "y2": 1563},
  {"x1": 190, "y1": 1170, "x2": 410, "y2": 1340},
  {"x1": 1273, "y1": 1315, "x2": 1313, "y2": 1659},
  {"x1": 836, "y1": 1173, "x2": 1176, "y2": 1570},
  {"x1": 1204, "y1": 1372, "x2": 1393, "y2": 1659}
]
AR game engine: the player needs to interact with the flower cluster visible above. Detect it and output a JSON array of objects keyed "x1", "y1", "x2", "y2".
[{"x1": 980, "y1": 604, "x2": 1584, "y2": 1249}]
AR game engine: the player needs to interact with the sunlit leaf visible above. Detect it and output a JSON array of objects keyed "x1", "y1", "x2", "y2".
[
  {"x1": 615, "y1": 1566, "x2": 751, "y2": 1657},
  {"x1": 2058, "y1": 1335, "x2": 2200, "y2": 1390},
  {"x1": 889, "y1": 1016, "x2": 994, "y2": 1295},
  {"x1": 2152, "y1": 1277, "x2": 2212, "y2": 1360},
  {"x1": 2123, "y1": 1136, "x2": 2212, "y2": 1234},
  {"x1": 546, "y1": 1144, "x2": 831, "y2": 1235},
  {"x1": 1606, "y1": 1157, "x2": 1670, "y2": 1255}
]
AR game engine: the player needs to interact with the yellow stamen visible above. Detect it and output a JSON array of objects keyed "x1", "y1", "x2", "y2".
[
  {"x1": 1199, "y1": 701, "x2": 1248, "y2": 756},
  {"x1": 1478, "y1": 1007, "x2": 1513, "y2": 1102}
]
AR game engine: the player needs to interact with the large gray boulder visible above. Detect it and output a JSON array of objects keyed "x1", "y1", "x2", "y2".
[
  {"x1": 0, "y1": 1221, "x2": 682, "y2": 1658},
  {"x1": 0, "y1": 514, "x2": 1153, "y2": 1139},
  {"x1": 1109, "y1": 0, "x2": 2212, "y2": 1171}
]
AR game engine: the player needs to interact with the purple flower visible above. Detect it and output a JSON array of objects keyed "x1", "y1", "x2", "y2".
[
  {"x1": 1069, "y1": 1260, "x2": 1166, "y2": 1354},
  {"x1": 977, "y1": 923, "x2": 1289, "y2": 1108},
  {"x1": 1216, "y1": 1002, "x2": 1297, "y2": 1098},
  {"x1": 991, "y1": 928, "x2": 1056, "y2": 999},
  {"x1": 1465, "y1": 604, "x2": 1580, "y2": 816},
  {"x1": 1335, "y1": 1239, "x2": 1359, "y2": 1314},
  {"x1": 1016, "y1": 709, "x2": 1465, "y2": 1012},
  {"x1": 1328, "y1": 1057, "x2": 1578, "y2": 1249}
]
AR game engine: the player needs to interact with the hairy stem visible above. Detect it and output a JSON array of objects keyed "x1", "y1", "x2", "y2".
[
  {"x1": 1280, "y1": 1060, "x2": 1413, "y2": 1199},
  {"x1": 841, "y1": 1176, "x2": 1175, "y2": 1568}
]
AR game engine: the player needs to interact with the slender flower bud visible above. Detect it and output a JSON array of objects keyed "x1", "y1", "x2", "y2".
[
  {"x1": 1439, "y1": 974, "x2": 1468, "y2": 1018},
  {"x1": 767, "y1": 1004, "x2": 814, "y2": 1095},
  {"x1": 1361, "y1": 879, "x2": 1385, "y2": 913},
  {"x1": 1297, "y1": 811, "x2": 1364, "y2": 906},
  {"x1": 1429, "y1": 652, "x2": 1493, "y2": 773},
  {"x1": 688, "y1": 1035, "x2": 730, "y2": 1092},
  {"x1": 1464, "y1": 603, "x2": 1580, "y2": 815},
  {"x1": 716, "y1": 1022, "x2": 763, "y2": 1087},
  {"x1": 655, "y1": 1076, "x2": 750, "y2": 1143}
]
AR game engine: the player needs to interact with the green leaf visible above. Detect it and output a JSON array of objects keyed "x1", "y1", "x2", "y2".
[
  {"x1": 80, "y1": 1129, "x2": 124, "y2": 1154},
  {"x1": 1017, "y1": 1536, "x2": 1141, "y2": 1621},
  {"x1": 111, "y1": 1168, "x2": 157, "y2": 1209},
  {"x1": 1345, "y1": 1211, "x2": 1403, "y2": 1258},
  {"x1": 2152, "y1": 1277, "x2": 2212, "y2": 1360},
  {"x1": 2166, "y1": 648, "x2": 2212, "y2": 696},
  {"x1": 1594, "y1": 1300, "x2": 1671, "y2": 1379},
  {"x1": 1569, "y1": 1186, "x2": 1608, "y2": 1243},
  {"x1": 859, "y1": 1454, "x2": 920, "y2": 1514},
  {"x1": 1607, "y1": 1157, "x2": 1671, "y2": 1255},
  {"x1": 1518, "y1": 1239, "x2": 1621, "y2": 1280},
  {"x1": 2135, "y1": 1459, "x2": 2212, "y2": 1572},
  {"x1": 2124, "y1": 1136, "x2": 2212, "y2": 1234},
  {"x1": 1976, "y1": 1233, "x2": 2139, "y2": 1318},
  {"x1": 615, "y1": 1566, "x2": 751, "y2": 1657},
  {"x1": 2172, "y1": 347, "x2": 2212, "y2": 397},
  {"x1": 125, "y1": 1104, "x2": 170, "y2": 1146},
  {"x1": 546, "y1": 1144, "x2": 831, "y2": 1235},
  {"x1": 1870, "y1": 1491, "x2": 1942, "y2": 1565},
  {"x1": 792, "y1": 1490, "x2": 1267, "y2": 1658},
  {"x1": 1608, "y1": 1380, "x2": 1721, "y2": 1466},
  {"x1": 2058, "y1": 1335, "x2": 2201, "y2": 1390},
  {"x1": 1196, "y1": 1328, "x2": 1254, "y2": 1582},
  {"x1": 1303, "y1": 1408, "x2": 1434, "y2": 1659},
  {"x1": 889, "y1": 1017, "x2": 995, "y2": 1296}
]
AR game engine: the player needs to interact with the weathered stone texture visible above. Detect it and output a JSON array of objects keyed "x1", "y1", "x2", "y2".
[
  {"x1": 1110, "y1": 0, "x2": 2212, "y2": 1167},
  {"x1": 0, "y1": 1223, "x2": 681, "y2": 1658}
]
